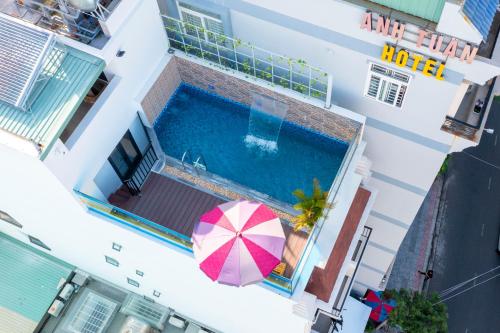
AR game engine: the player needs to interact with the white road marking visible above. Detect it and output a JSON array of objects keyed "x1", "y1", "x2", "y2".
[
  {"x1": 495, "y1": 134, "x2": 498, "y2": 146},
  {"x1": 481, "y1": 224, "x2": 485, "y2": 237},
  {"x1": 488, "y1": 176, "x2": 492, "y2": 190},
  {"x1": 465, "y1": 328, "x2": 469, "y2": 333}
]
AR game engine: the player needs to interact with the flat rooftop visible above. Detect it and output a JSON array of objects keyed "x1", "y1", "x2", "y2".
[
  {"x1": 0, "y1": 232, "x2": 74, "y2": 333},
  {"x1": 40, "y1": 273, "x2": 221, "y2": 333}
]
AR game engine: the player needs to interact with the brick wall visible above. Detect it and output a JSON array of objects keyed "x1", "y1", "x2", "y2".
[
  {"x1": 141, "y1": 58, "x2": 181, "y2": 124},
  {"x1": 174, "y1": 56, "x2": 360, "y2": 142}
]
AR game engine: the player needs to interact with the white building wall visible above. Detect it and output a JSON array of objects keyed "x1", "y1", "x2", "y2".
[
  {"x1": 2, "y1": 2, "x2": 497, "y2": 331},
  {"x1": 436, "y1": 2, "x2": 483, "y2": 44},
  {"x1": 0, "y1": 144, "x2": 315, "y2": 333},
  {"x1": 213, "y1": 0, "x2": 500, "y2": 290},
  {"x1": 94, "y1": 160, "x2": 122, "y2": 199},
  {"x1": 45, "y1": 0, "x2": 169, "y2": 196}
]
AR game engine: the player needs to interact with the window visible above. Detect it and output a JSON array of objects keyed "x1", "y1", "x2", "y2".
[
  {"x1": 364, "y1": 63, "x2": 410, "y2": 108},
  {"x1": 105, "y1": 256, "x2": 119, "y2": 267},
  {"x1": 0, "y1": 210, "x2": 22, "y2": 228},
  {"x1": 136, "y1": 270, "x2": 144, "y2": 277},
  {"x1": 112, "y1": 242, "x2": 122, "y2": 252},
  {"x1": 28, "y1": 235, "x2": 51, "y2": 251},
  {"x1": 178, "y1": 2, "x2": 224, "y2": 43},
  {"x1": 127, "y1": 278, "x2": 140, "y2": 288},
  {"x1": 153, "y1": 290, "x2": 161, "y2": 298}
]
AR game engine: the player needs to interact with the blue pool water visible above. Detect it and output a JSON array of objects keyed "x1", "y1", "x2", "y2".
[{"x1": 154, "y1": 84, "x2": 348, "y2": 205}]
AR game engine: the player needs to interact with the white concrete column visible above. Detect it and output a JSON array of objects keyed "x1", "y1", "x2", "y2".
[
  {"x1": 446, "y1": 81, "x2": 470, "y2": 117},
  {"x1": 325, "y1": 74, "x2": 334, "y2": 108}
]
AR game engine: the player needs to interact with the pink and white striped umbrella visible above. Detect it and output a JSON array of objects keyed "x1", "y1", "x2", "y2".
[{"x1": 192, "y1": 200, "x2": 286, "y2": 286}]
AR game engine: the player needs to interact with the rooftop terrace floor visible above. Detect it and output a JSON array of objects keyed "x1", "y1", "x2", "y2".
[{"x1": 109, "y1": 172, "x2": 308, "y2": 279}]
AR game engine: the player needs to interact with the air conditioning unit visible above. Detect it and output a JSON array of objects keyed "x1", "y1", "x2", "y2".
[
  {"x1": 48, "y1": 299, "x2": 64, "y2": 317},
  {"x1": 119, "y1": 316, "x2": 152, "y2": 333},
  {"x1": 65, "y1": 291, "x2": 118, "y2": 333},
  {"x1": 59, "y1": 284, "x2": 75, "y2": 301},
  {"x1": 120, "y1": 294, "x2": 169, "y2": 330},
  {"x1": 71, "y1": 270, "x2": 90, "y2": 287}
]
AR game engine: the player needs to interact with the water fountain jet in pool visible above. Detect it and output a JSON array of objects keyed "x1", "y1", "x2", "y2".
[{"x1": 244, "y1": 93, "x2": 288, "y2": 152}]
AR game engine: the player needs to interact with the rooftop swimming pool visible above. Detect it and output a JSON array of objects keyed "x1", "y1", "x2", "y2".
[{"x1": 154, "y1": 84, "x2": 348, "y2": 206}]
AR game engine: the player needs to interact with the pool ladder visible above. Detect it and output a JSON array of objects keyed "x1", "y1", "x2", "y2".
[{"x1": 181, "y1": 149, "x2": 207, "y2": 174}]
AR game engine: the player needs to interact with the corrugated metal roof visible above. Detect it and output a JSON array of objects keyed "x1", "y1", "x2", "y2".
[
  {"x1": 0, "y1": 13, "x2": 54, "y2": 109},
  {"x1": 368, "y1": 0, "x2": 446, "y2": 22},
  {"x1": 0, "y1": 43, "x2": 105, "y2": 157},
  {"x1": 0, "y1": 232, "x2": 74, "y2": 324},
  {"x1": 463, "y1": 0, "x2": 498, "y2": 40}
]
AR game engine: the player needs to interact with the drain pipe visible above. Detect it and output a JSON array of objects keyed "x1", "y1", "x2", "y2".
[{"x1": 325, "y1": 74, "x2": 334, "y2": 109}]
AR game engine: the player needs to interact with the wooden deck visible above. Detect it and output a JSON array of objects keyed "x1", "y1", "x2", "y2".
[{"x1": 109, "y1": 172, "x2": 308, "y2": 278}]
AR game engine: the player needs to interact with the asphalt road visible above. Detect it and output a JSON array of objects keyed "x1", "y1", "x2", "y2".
[{"x1": 428, "y1": 99, "x2": 500, "y2": 333}]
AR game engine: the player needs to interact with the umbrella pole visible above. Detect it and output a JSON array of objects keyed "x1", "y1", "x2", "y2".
[{"x1": 375, "y1": 319, "x2": 388, "y2": 331}]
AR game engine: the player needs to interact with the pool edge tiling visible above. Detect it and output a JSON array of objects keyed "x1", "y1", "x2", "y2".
[{"x1": 154, "y1": 83, "x2": 350, "y2": 206}]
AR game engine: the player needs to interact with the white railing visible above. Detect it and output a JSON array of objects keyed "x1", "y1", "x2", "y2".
[{"x1": 162, "y1": 15, "x2": 329, "y2": 102}]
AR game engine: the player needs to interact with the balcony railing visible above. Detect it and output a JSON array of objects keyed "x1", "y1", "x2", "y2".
[
  {"x1": 162, "y1": 15, "x2": 330, "y2": 102},
  {"x1": 312, "y1": 226, "x2": 372, "y2": 331},
  {"x1": 441, "y1": 116, "x2": 478, "y2": 140},
  {"x1": 74, "y1": 190, "x2": 294, "y2": 295},
  {"x1": 332, "y1": 226, "x2": 372, "y2": 315},
  {"x1": 441, "y1": 77, "x2": 496, "y2": 141},
  {"x1": 124, "y1": 144, "x2": 158, "y2": 195}
]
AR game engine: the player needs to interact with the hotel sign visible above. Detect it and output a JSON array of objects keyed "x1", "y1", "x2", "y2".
[{"x1": 360, "y1": 12, "x2": 479, "y2": 80}]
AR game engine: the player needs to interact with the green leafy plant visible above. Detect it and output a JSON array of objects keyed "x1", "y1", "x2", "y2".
[
  {"x1": 279, "y1": 78, "x2": 290, "y2": 88},
  {"x1": 241, "y1": 60, "x2": 250, "y2": 72},
  {"x1": 292, "y1": 178, "x2": 331, "y2": 231},
  {"x1": 387, "y1": 289, "x2": 448, "y2": 333},
  {"x1": 439, "y1": 155, "x2": 450, "y2": 176}
]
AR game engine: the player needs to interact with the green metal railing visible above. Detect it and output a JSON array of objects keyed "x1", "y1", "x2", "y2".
[
  {"x1": 74, "y1": 190, "x2": 294, "y2": 295},
  {"x1": 162, "y1": 15, "x2": 329, "y2": 102}
]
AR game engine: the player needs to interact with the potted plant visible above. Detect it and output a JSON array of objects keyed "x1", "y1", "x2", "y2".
[{"x1": 292, "y1": 178, "x2": 331, "y2": 231}]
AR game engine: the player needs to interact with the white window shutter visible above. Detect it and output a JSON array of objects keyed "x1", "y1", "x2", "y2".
[{"x1": 367, "y1": 75, "x2": 380, "y2": 98}]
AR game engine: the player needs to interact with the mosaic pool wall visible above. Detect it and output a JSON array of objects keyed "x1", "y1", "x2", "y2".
[
  {"x1": 141, "y1": 57, "x2": 181, "y2": 124},
  {"x1": 141, "y1": 55, "x2": 361, "y2": 142}
]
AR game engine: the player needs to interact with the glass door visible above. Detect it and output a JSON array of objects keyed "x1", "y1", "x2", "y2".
[{"x1": 108, "y1": 131, "x2": 142, "y2": 181}]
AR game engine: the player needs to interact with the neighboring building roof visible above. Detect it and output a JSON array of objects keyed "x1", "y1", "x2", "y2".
[
  {"x1": 368, "y1": 0, "x2": 446, "y2": 22},
  {"x1": 0, "y1": 13, "x2": 55, "y2": 110},
  {"x1": 463, "y1": 0, "x2": 498, "y2": 40},
  {"x1": 0, "y1": 233, "x2": 74, "y2": 331},
  {"x1": 0, "y1": 42, "x2": 105, "y2": 158},
  {"x1": 305, "y1": 187, "x2": 371, "y2": 303}
]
